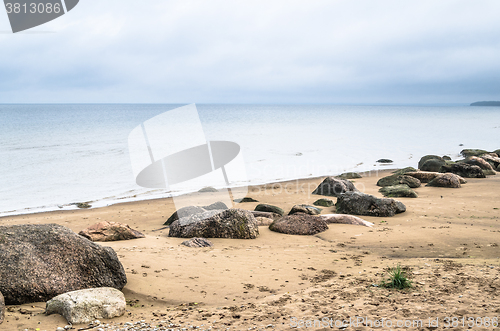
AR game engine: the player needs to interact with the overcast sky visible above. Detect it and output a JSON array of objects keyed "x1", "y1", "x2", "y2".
[{"x1": 1, "y1": 0, "x2": 499, "y2": 104}]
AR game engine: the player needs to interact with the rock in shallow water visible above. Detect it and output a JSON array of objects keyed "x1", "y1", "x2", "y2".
[
  {"x1": 335, "y1": 192, "x2": 406, "y2": 217},
  {"x1": 168, "y1": 209, "x2": 259, "y2": 239},
  {"x1": 312, "y1": 177, "x2": 358, "y2": 197},
  {"x1": 269, "y1": 213, "x2": 328, "y2": 235},
  {"x1": 46, "y1": 287, "x2": 126, "y2": 324},
  {"x1": 0, "y1": 224, "x2": 127, "y2": 305},
  {"x1": 79, "y1": 221, "x2": 145, "y2": 242}
]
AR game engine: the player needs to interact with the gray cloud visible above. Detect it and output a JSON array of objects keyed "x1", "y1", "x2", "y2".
[{"x1": 1, "y1": 0, "x2": 499, "y2": 103}]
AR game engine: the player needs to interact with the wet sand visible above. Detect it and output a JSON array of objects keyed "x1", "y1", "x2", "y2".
[{"x1": 1, "y1": 169, "x2": 499, "y2": 330}]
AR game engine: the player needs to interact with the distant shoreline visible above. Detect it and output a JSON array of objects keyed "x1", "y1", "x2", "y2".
[{"x1": 470, "y1": 101, "x2": 500, "y2": 106}]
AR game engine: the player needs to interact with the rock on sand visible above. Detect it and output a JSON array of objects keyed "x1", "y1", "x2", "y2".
[
  {"x1": 269, "y1": 213, "x2": 328, "y2": 235},
  {"x1": 79, "y1": 221, "x2": 145, "y2": 242},
  {"x1": 335, "y1": 192, "x2": 406, "y2": 217},
  {"x1": 312, "y1": 177, "x2": 358, "y2": 197}
]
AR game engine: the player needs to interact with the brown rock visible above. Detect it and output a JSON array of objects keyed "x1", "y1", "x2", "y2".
[
  {"x1": 406, "y1": 171, "x2": 467, "y2": 184},
  {"x1": 250, "y1": 211, "x2": 282, "y2": 221},
  {"x1": 426, "y1": 173, "x2": 461, "y2": 188},
  {"x1": 255, "y1": 217, "x2": 274, "y2": 226},
  {"x1": 465, "y1": 156, "x2": 494, "y2": 170},
  {"x1": 269, "y1": 213, "x2": 328, "y2": 235},
  {"x1": 79, "y1": 221, "x2": 145, "y2": 242}
]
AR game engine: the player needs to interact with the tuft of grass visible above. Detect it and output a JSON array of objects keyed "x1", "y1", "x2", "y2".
[{"x1": 380, "y1": 264, "x2": 412, "y2": 290}]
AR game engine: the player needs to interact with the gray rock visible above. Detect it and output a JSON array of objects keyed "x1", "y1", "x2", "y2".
[
  {"x1": 234, "y1": 197, "x2": 259, "y2": 203},
  {"x1": 203, "y1": 201, "x2": 229, "y2": 211},
  {"x1": 254, "y1": 204, "x2": 284, "y2": 216},
  {"x1": 392, "y1": 167, "x2": 418, "y2": 176},
  {"x1": 79, "y1": 221, "x2": 145, "y2": 242},
  {"x1": 46, "y1": 287, "x2": 125, "y2": 324},
  {"x1": 313, "y1": 198, "x2": 334, "y2": 207},
  {"x1": 198, "y1": 187, "x2": 218, "y2": 192},
  {"x1": 418, "y1": 155, "x2": 444, "y2": 169},
  {"x1": 460, "y1": 149, "x2": 489, "y2": 158},
  {"x1": 181, "y1": 238, "x2": 214, "y2": 248},
  {"x1": 335, "y1": 192, "x2": 406, "y2": 217},
  {"x1": 442, "y1": 155, "x2": 452, "y2": 161},
  {"x1": 497, "y1": 164, "x2": 500, "y2": 172},
  {"x1": 0, "y1": 224, "x2": 126, "y2": 305},
  {"x1": 269, "y1": 213, "x2": 328, "y2": 235},
  {"x1": 0, "y1": 291, "x2": 4, "y2": 325},
  {"x1": 312, "y1": 177, "x2": 358, "y2": 197},
  {"x1": 249, "y1": 211, "x2": 281, "y2": 221},
  {"x1": 464, "y1": 156, "x2": 494, "y2": 170},
  {"x1": 492, "y1": 150, "x2": 500, "y2": 157},
  {"x1": 335, "y1": 172, "x2": 362, "y2": 179},
  {"x1": 320, "y1": 214, "x2": 373, "y2": 227},
  {"x1": 420, "y1": 158, "x2": 446, "y2": 172},
  {"x1": 376, "y1": 159, "x2": 393, "y2": 163},
  {"x1": 377, "y1": 175, "x2": 421, "y2": 188},
  {"x1": 164, "y1": 206, "x2": 206, "y2": 226},
  {"x1": 426, "y1": 173, "x2": 461, "y2": 188},
  {"x1": 288, "y1": 204, "x2": 322, "y2": 216},
  {"x1": 379, "y1": 185, "x2": 418, "y2": 198},
  {"x1": 168, "y1": 209, "x2": 259, "y2": 239},
  {"x1": 440, "y1": 163, "x2": 486, "y2": 178},
  {"x1": 483, "y1": 169, "x2": 497, "y2": 176}
]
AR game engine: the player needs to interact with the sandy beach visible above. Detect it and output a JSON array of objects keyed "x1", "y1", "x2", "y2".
[{"x1": 1, "y1": 169, "x2": 499, "y2": 331}]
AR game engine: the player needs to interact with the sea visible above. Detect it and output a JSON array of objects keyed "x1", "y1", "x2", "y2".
[{"x1": 1, "y1": 103, "x2": 499, "y2": 217}]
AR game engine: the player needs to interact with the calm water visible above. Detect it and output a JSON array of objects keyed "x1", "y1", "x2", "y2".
[{"x1": 1, "y1": 104, "x2": 499, "y2": 216}]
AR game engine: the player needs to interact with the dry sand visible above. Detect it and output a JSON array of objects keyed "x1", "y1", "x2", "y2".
[{"x1": 1, "y1": 170, "x2": 499, "y2": 330}]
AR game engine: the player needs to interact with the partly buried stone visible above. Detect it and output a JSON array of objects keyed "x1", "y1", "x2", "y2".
[
  {"x1": 418, "y1": 155, "x2": 444, "y2": 169},
  {"x1": 288, "y1": 204, "x2": 322, "y2": 216},
  {"x1": 335, "y1": 192, "x2": 406, "y2": 217},
  {"x1": 198, "y1": 187, "x2": 218, "y2": 193},
  {"x1": 46, "y1": 287, "x2": 125, "y2": 324},
  {"x1": 420, "y1": 158, "x2": 446, "y2": 172},
  {"x1": 493, "y1": 150, "x2": 500, "y2": 157},
  {"x1": 313, "y1": 198, "x2": 334, "y2": 207},
  {"x1": 392, "y1": 167, "x2": 418, "y2": 176},
  {"x1": 181, "y1": 238, "x2": 213, "y2": 248},
  {"x1": 164, "y1": 206, "x2": 206, "y2": 226},
  {"x1": 320, "y1": 214, "x2": 373, "y2": 227},
  {"x1": 249, "y1": 211, "x2": 281, "y2": 221},
  {"x1": 464, "y1": 156, "x2": 494, "y2": 170},
  {"x1": 426, "y1": 173, "x2": 461, "y2": 188},
  {"x1": 203, "y1": 201, "x2": 228, "y2": 210},
  {"x1": 377, "y1": 175, "x2": 421, "y2": 188},
  {"x1": 0, "y1": 224, "x2": 126, "y2": 305},
  {"x1": 0, "y1": 291, "x2": 4, "y2": 325},
  {"x1": 376, "y1": 159, "x2": 393, "y2": 163},
  {"x1": 269, "y1": 213, "x2": 328, "y2": 235},
  {"x1": 481, "y1": 154, "x2": 500, "y2": 168},
  {"x1": 406, "y1": 171, "x2": 467, "y2": 184},
  {"x1": 168, "y1": 209, "x2": 259, "y2": 239},
  {"x1": 234, "y1": 197, "x2": 259, "y2": 203},
  {"x1": 440, "y1": 163, "x2": 485, "y2": 178},
  {"x1": 460, "y1": 149, "x2": 489, "y2": 158},
  {"x1": 483, "y1": 169, "x2": 497, "y2": 176},
  {"x1": 379, "y1": 185, "x2": 418, "y2": 198},
  {"x1": 255, "y1": 217, "x2": 274, "y2": 226},
  {"x1": 312, "y1": 177, "x2": 358, "y2": 197},
  {"x1": 79, "y1": 221, "x2": 145, "y2": 242},
  {"x1": 254, "y1": 204, "x2": 284, "y2": 216},
  {"x1": 335, "y1": 172, "x2": 362, "y2": 179}
]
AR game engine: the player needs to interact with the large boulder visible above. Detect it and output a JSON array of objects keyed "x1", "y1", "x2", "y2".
[
  {"x1": 464, "y1": 156, "x2": 494, "y2": 170},
  {"x1": 168, "y1": 209, "x2": 259, "y2": 239},
  {"x1": 79, "y1": 221, "x2": 145, "y2": 242},
  {"x1": 335, "y1": 172, "x2": 362, "y2": 179},
  {"x1": 460, "y1": 149, "x2": 489, "y2": 158},
  {"x1": 320, "y1": 214, "x2": 373, "y2": 227},
  {"x1": 335, "y1": 192, "x2": 406, "y2": 217},
  {"x1": 420, "y1": 158, "x2": 446, "y2": 172},
  {"x1": 440, "y1": 163, "x2": 486, "y2": 178},
  {"x1": 0, "y1": 224, "x2": 127, "y2": 305},
  {"x1": 164, "y1": 206, "x2": 206, "y2": 226},
  {"x1": 254, "y1": 204, "x2": 284, "y2": 216},
  {"x1": 418, "y1": 155, "x2": 444, "y2": 169},
  {"x1": 379, "y1": 185, "x2": 418, "y2": 198},
  {"x1": 312, "y1": 177, "x2": 358, "y2": 197},
  {"x1": 0, "y1": 291, "x2": 4, "y2": 325},
  {"x1": 288, "y1": 204, "x2": 322, "y2": 216},
  {"x1": 313, "y1": 198, "x2": 334, "y2": 207},
  {"x1": 406, "y1": 171, "x2": 467, "y2": 184},
  {"x1": 481, "y1": 154, "x2": 500, "y2": 168},
  {"x1": 269, "y1": 213, "x2": 328, "y2": 235},
  {"x1": 426, "y1": 173, "x2": 461, "y2": 188},
  {"x1": 392, "y1": 167, "x2": 418, "y2": 176},
  {"x1": 492, "y1": 150, "x2": 500, "y2": 157},
  {"x1": 377, "y1": 175, "x2": 421, "y2": 188},
  {"x1": 46, "y1": 287, "x2": 126, "y2": 324}
]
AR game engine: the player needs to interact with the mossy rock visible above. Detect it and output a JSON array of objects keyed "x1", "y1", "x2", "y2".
[
  {"x1": 418, "y1": 155, "x2": 443, "y2": 169},
  {"x1": 442, "y1": 155, "x2": 452, "y2": 161},
  {"x1": 234, "y1": 197, "x2": 259, "y2": 203},
  {"x1": 377, "y1": 175, "x2": 421, "y2": 188},
  {"x1": 392, "y1": 167, "x2": 417, "y2": 176},
  {"x1": 313, "y1": 198, "x2": 334, "y2": 207},
  {"x1": 288, "y1": 204, "x2": 322, "y2": 216},
  {"x1": 420, "y1": 158, "x2": 446, "y2": 172},
  {"x1": 493, "y1": 150, "x2": 500, "y2": 157},
  {"x1": 460, "y1": 149, "x2": 489, "y2": 158},
  {"x1": 483, "y1": 169, "x2": 497, "y2": 176},
  {"x1": 379, "y1": 185, "x2": 418, "y2": 198},
  {"x1": 254, "y1": 204, "x2": 284, "y2": 216},
  {"x1": 76, "y1": 202, "x2": 91, "y2": 209},
  {"x1": 335, "y1": 172, "x2": 362, "y2": 180},
  {"x1": 377, "y1": 159, "x2": 393, "y2": 163}
]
